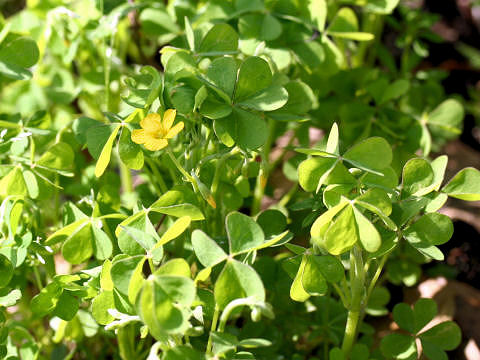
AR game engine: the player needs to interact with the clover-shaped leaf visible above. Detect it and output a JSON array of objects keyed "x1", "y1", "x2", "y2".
[
  {"x1": 403, "y1": 213, "x2": 453, "y2": 260},
  {"x1": 192, "y1": 211, "x2": 288, "y2": 269},
  {"x1": 214, "y1": 259, "x2": 265, "y2": 310},
  {"x1": 199, "y1": 56, "x2": 288, "y2": 149},
  {"x1": 298, "y1": 124, "x2": 392, "y2": 193},
  {"x1": 149, "y1": 185, "x2": 205, "y2": 220},
  {"x1": 311, "y1": 195, "x2": 386, "y2": 255},
  {"x1": 442, "y1": 167, "x2": 480, "y2": 201},
  {"x1": 136, "y1": 275, "x2": 196, "y2": 339},
  {"x1": 381, "y1": 299, "x2": 461, "y2": 360},
  {"x1": 0, "y1": 37, "x2": 39, "y2": 80},
  {"x1": 191, "y1": 230, "x2": 228, "y2": 268}
]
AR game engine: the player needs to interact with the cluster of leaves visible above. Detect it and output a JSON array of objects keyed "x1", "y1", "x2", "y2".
[{"x1": 1, "y1": 0, "x2": 480, "y2": 360}]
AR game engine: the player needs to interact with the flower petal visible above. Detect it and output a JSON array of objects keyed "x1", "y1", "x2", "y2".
[
  {"x1": 162, "y1": 109, "x2": 177, "y2": 131},
  {"x1": 141, "y1": 114, "x2": 162, "y2": 133},
  {"x1": 131, "y1": 129, "x2": 147, "y2": 144},
  {"x1": 165, "y1": 121, "x2": 184, "y2": 139},
  {"x1": 144, "y1": 138, "x2": 168, "y2": 151}
]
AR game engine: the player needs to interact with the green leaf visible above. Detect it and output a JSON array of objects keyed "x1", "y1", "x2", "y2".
[
  {"x1": 73, "y1": 117, "x2": 101, "y2": 144},
  {"x1": 353, "y1": 207, "x2": 381, "y2": 253},
  {"x1": 91, "y1": 223, "x2": 113, "y2": 260},
  {"x1": 366, "y1": 0, "x2": 401, "y2": 14},
  {"x1": 31, "y1": 282, "x2": 62, "y2": 316},
  {"x1": 95, "y1": 124, "x2": 121, "y2": 177},
  {"x1": 211, "y1": 331, "x2": 238, "y2": 356},
  {"x1": 316, "y1": 255, "x2": 344, "y2": 283},
  {"x1": 0, "y1": 59, "x2": 31, "y2": 80},
  {"x1": 404, "y1": 213, "x2": 453, "y2": 247},
  {"x1": 308, "y1": 0, "x2": 327, "y2": 31},
  {"x1": 310, "y1": 199, "x2": 349, "y2": 242},
  {"x1": 237, "y1": 85, "x2": 288, "y2": 111},
  {"x1": 191, "y1": 230, "x2": 228, "y2": 268},
  {"x1": 427, "y1": 99, "x2": 463, "y2": 137},
  {"x1": 239, "y1": 338, "x2": 272, "y2": 348},
  {"x1": 402, "y1": 158, "x2": 434, "y2": 197},
  {"x1": 111, "y1": 255, "x2": 145, "y2": 297},
  {"x1": 0, "y1": 289, "x2": 21, "y2": 307},
  {"x1": 206, "y1": 57, "x2": 237, "y2": 100},
  {"x1": 226, "y1": 212, "x2": 265, "y2": 255},
  {"x1": 235, "y1": 57, "x2": 272, "y2": 101},
  {"x1": 92, "y1": 290, "x2": 115, "y2": 325},
  {"x1": 329, "y1": 7, "x2": 358, "y2": 33},
  {"x1": 150, "y1": 187, "x2": 205, "y2": 220},
  {"x1": 381, "y1": 79, "x2": 410, "y2": 104},
  {"x1": 156, "y1": 259, "x2": 191, "y2": 278},
  {"x1": 298, "y1": 157, "x2": 337, "y2": 192},
  {"x1": 116, "y1": 211, "x2": 160, "y2": 255},
  {"x1": 100, "y1": 260, "x2": 114, "y2": 291},
  {"x1": 137, "y1": 275, "x2": 195, "y2": 339},
  {"x1": 355, "y1": 188, "x2": 395, "y2": 229},
  {"x1": 61, "y1": 222, "x2": 93, "y2": 264},
  {"x1": 421, "y1": 341, "x2": 448, "y2": 360},
  {"x1": 0, "y1": 167, "x2": 28, "y2": 197},
  {"x1": 366, "y1": 287, "x2": 390, "y2": 316},
  {"x1": 184, "y1": 16, "x2": 195, "y2": 51},
  {"x1": 52, "y1": 292, "x2": 79, "y2": 321},
  {"x1": 324, "y1": 205, "x2": 358, "y2": 255},
  {"x1": 139, "y1": 8, "x2": 180, "y2": 36},
  {"x1": 329, "y1": 31, "x2": 374, "y2": 41},
  {"x1": 23, "y1": 169, "x2": 39, "y2": 198},
  {"x1": 215, "y1": 108, "x2": 268, "y2": 150},
  {"x1": 257, "y1": 209, "x2": 287, "y2": 238},
  {"x1": 214, "y1": 259, "x2": 265, "y2": 309},
  {"x1": 343, "y1": 137, "x2": 392, "y2": 171},
  {"x1": 274, "y1": 81, "x2": 316, "y2": 115},
  {"x1": 442, "y1": 167, "x2": 480, "y2": 200},
  {"x1": 0, "y1": 37, "x2": 39, "y2": 77},
  {"x1": 0, "y1": 254, "x2": 13, "y2": 288},
  {"x1": 393, "y1": 303, "x2": 415, "y2": 333},
  {"x1": 238, "y1": 14, "x2": 282, "y2": 41},
  {"x1": 419, "y1": 322, "x2": 461, "y2": 351},
  {"x1": 290, "y1": 255, "x2": 310, "y2": 302},
  {"x1": 118, "y1": 128, "x2": 144, "y2": 170},
  {"x1": 37, "y1": 142, "x2": 74, "y2": 170},
  {"x1": 199, "y1": 24, "x2": 239, "y2": 54},
  {"x1": 414, "y1": 298, "x2": 437, "y2": 333},
  {"x1": 326, "y1": 123, "x2": 340, "y2": 154},
  {"x1": 301, "y1": 255, "x2": 328, "y2": 296},
  {"x1": 45, "y1": 219, "x2": 88, "y2": 246},
  {"x1": 380, "y1": 333, "x2": 417, "y2": 359},
  {"x1": 329, "y1": 348, "x2": 345, "y2": 360},
  {"x1": 157, "y1": 216, "x2": 191, "y2": 246},
  {"x1": 163, "y1": 346, "x2": 205, "y2": 360}
]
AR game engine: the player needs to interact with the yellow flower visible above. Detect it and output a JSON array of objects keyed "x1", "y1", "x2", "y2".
[{"x1": 131, "y1": 109, "x2": 184, "y2": 151}]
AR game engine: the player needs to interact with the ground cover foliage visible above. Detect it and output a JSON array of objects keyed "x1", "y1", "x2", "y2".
[{"x1": 1, "y1": 0, "x2": 480, "y2": 359}]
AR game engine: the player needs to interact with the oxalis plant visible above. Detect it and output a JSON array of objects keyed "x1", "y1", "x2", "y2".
[{"x1": 1, "y1": 0, "x2": 480, "y2": 359}]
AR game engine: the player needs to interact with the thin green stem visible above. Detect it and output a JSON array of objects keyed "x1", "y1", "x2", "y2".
[
  {"x1": 145, "y1": 158, "x2": 168, "y2": 193},
  {"x1": 119, "y1": 160, "x2": 133, "y2": 194},
  {"x1": 206, "y1": 305, "x2": 220, "y2": 355},
  {"x1": 332, "y1": 283, "x2": 349, "y2": 308},
  {"x1": 217, "y1": 298, "x2": 253, "y2": 333},
  {"x1": 251, "y1": 119, "x2": 276, "y2": 215},
  {"x1": 29, "y1": 136, "x2": 35, "y2": 164},
  {"x1": 32, "y1": 266, "x2": 43, "y2": 290},
  {"x1": 341, "y1": 246, "x2": 365, "y2": 357},
  {"x1": 365, "y1": 253, "x2": 389, "y2": 303},
  {"x1": 278, "y1": 183, "x2": 298, "y2": 207},
  {"x1": 166, "y1": 148, "x2": 196, "y2": 188},
  {"x1": 342, "y1": 310, "x2": 360, "y2": 356}
]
